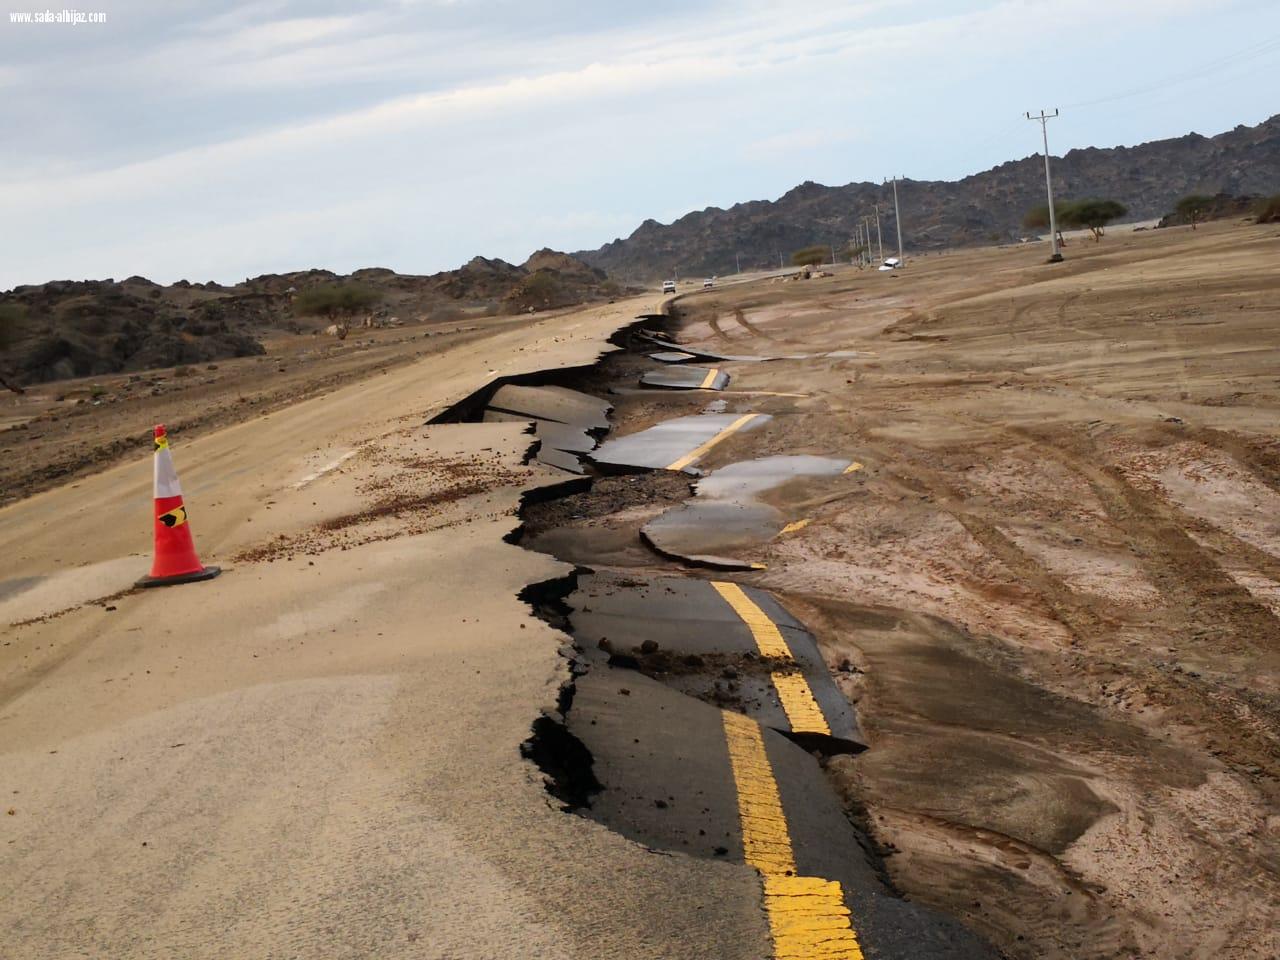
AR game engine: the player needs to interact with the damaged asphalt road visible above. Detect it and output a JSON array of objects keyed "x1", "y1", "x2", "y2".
[{"x1": 497, "y1": 315, "x2": 1002, "y2": 959}]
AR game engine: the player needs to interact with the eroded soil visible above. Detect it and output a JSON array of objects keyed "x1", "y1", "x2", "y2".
[{"x1": 597, "y1": 221, "x2": 1280, "y2": 958}]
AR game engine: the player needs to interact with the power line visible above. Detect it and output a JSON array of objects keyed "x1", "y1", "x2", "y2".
[{"x1": 1063, "y1": 34, "x2": 1280, "y2": 110}]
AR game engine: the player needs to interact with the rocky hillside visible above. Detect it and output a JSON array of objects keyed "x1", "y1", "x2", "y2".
[
  {"x1": 0, "y1": 252, "x2": 624, "y2": 387},
  {"x1": 576, "y1": 114, "x2": 1280, "y2": 281}
]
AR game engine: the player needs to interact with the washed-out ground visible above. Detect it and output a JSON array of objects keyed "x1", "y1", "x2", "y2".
[{"x1": 531, "y1": 219, "x2": 1280, "y2": 958}]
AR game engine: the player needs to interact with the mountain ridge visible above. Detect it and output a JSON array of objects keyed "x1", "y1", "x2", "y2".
[{"x1": 575, "y1": 115, "x2": 1280, "y2": 280}]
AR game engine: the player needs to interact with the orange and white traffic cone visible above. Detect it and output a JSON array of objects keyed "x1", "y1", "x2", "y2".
[{"x1": 135, "y1": 424, "x2": 221, "y2": 588}]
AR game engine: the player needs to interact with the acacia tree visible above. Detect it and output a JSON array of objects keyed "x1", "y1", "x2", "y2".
[
  {"x1": 1025, "y1": 199, "x2": 1127, "y2": 243},
  {"x1": 1175, "y1": 194, "x2": 1214, "y2": 230},
  {"x1": 1071, "y1": 199, "x2": 1128, "y2": 242},
  {"x1": 791, "y1": 245, "x2": 829, "y2": 267}
]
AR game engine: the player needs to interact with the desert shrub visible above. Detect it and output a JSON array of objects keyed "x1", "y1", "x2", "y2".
[
  {"x1": 791, "y1": 245, "x2": 828, "y2": 267},
  {"x1": 1256, "y1": 195, "x2": 1280, "y2": 224},
  {"x1": 292, "y1": 283, "x2": 382, "y2": 318}
]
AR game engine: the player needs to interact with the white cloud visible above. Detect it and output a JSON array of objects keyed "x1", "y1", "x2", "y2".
[{"x1": 0, "y1": 0, "x2": 1268, "y2": 288}]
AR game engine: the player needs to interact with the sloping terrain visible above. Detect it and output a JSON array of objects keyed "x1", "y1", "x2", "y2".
[
  {"x1": 577, "y1": 114, "x2": 1280, "y2": 280},
  {"x1": 0, "y1": 252, "x2": 627, "y2": 387}
]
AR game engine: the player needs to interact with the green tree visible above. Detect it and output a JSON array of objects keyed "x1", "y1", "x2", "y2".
[
  {"x1": 1175, "y1": 194, "x2": 1214, "y2": 230},
  {"x1": 1069, "y1": 199, "x2": 1128, "y2": 242},
  {"x1": 292, "y1": 283, "x2": 382, "y2": 318},
  {"x1": 790, "y1": 245, "x2": 829, "y2": 267}
]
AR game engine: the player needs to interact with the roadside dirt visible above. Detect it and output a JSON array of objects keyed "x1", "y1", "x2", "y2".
[
  {"x1": 0, "y1": 313, "x2": 546, "y2": 505},
  {"x1": 612, "y1": 220, "x2": 1280, "y2": 959}
]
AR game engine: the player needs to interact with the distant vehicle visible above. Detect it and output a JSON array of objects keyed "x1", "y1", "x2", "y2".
[
  {"x1": 702, "y1": 278, "x2": 714, "y2": 289},
  {"x1": 878, "y1": 257, "x2": 901, "y2": 272},
  {"x1": 662, "y1": 280, "x2": 676, "y2": 294}
]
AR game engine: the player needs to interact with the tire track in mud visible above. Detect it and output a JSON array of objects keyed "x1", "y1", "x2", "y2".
[
  {"x1": 1025, "y1": 429, "x2": 1280, "y2": 654},
  {"x1": 880, "y1": 464, "x2": 1111, "y2": 646},
  {"x1": 731, "y1": 308, "x2": 789, "y2": 345},
  {"x1": 706, "y1": 312, "x2": 736, "y2": 344},
  {"x1": 1191, "y1": 426, "x2": 1280, "y2": 497},
  {"x1": 904, "y1": 413, "x2": 1280, "y2": 785}
]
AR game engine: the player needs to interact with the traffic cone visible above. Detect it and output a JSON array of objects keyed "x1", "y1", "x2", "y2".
[{"x1": 136, "y1": 424, "x2": 221, "y2": 588}]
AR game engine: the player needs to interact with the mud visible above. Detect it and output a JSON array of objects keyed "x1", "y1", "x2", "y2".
[
  {"x1": 663, "y1": 221, "x2": 1280, "y2": 959},
  {"x1": 519, "y1": 221, "x2": 1280, "y2": 959}
]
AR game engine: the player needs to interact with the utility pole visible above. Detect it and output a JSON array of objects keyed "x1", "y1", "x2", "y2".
[
  {"x1": 777, "y1": 250, "x2": 784, "y2": 269},
  {"x1": 735, "y1": 252, "x2": 741, "y2": 274},
  {"x1": 886, "y1": 177, "x2": 905, "y2": 266},
  {"x1": 830, "y1": 243, "x2": 837, "y2": 266},
  {"x1": 874, "y1": 205, "x2": 884, "y2": 262},
  {"x1": 1026, "y1": 109, "x2": 1064, "y2": 263}
]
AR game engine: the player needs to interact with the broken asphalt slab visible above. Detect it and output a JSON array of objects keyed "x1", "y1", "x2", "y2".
[
  {"x1": 639, "y1": 366, "x2": 730, "y2": 391},
  {"x1": 567, "y1": 571, "x2": 862, "y2": 750},
  {"x1": 589, "y1": 413, "x2": 770, "y2": 475}
]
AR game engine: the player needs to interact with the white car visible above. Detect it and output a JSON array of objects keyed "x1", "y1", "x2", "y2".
[
  {"x1": 702, "y1": 278, "x2": 714, "y2": 289},
  {"x1": 662, "y1": 280, "x2": 677, "y2": 294},
  {"x1": 879, "y1": 257, "x2": 901, "y2": 272}
]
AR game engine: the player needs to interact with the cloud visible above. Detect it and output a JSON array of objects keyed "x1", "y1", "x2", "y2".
[
  {"x1": 1, "y1": 0, "x2": 1269, "y2": 288},
  {"x1": 746, "y1": 127, "x2": 866, "y2": 159}
]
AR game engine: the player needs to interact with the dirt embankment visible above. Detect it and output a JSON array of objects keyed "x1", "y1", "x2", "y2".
[
  {"x1": 654, "y1": 220, "x2": 1280, "y2": 958},
  {"x1": 0, "y1": 315, "x2": 544, "y2": 505}
]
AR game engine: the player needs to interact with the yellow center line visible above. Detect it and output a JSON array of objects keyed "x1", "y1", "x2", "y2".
[
  {"x1": 779, "y1": 518, "x2": 812, "y2": 536},
  {"x1": 710, "y1": 581, "x2": 830, "y2": 736},
  {"x1": 724, "y1": 391, "x2": 811, "y2": 398},
  {"x1": 666, "y1": 413, "x2": 761, "y2": 472},
  {"x1": 723, "y1": 711, "x2": 866, "y2": 959},
  {"x1": 698, "y1": 367, "x2": 721, "y2": 389}
]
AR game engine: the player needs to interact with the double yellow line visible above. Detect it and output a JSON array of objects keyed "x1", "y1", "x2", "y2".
[
  {"x1": 711, "y1": 582, "x2": 829, "y2": 736},
  {"x1": 712, "y1": 583, "x2": 865, "y2": 959}
]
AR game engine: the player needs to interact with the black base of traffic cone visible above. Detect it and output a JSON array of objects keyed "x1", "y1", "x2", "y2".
[{"x1": 135, "y1": 565, "x2": 222, "y2": 589}]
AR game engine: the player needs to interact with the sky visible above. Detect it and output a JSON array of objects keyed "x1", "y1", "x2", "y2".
[{"x1": 2, "y1": 0, "x2": 1278, "y2": 289}]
